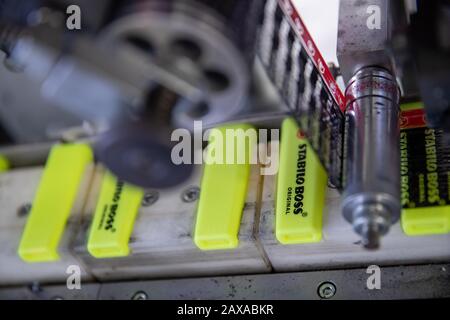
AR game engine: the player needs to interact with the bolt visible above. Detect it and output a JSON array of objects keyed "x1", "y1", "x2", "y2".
[
  {"x1": 317, "y1": 281, "x2": 336, "y2": 299},
  {"x1": 361, "y1": 222, "x2": 380, "y2": 250},
  {"x1": 181, "y1": 186, "x2": 200, "y2": 203},
  {"x1": 28, "y1": 281, "x2": 42, "y2": 294},
  {"x1": 17, "y1": 203, "x2": 32, "y2": 217},
  {"x1": 142, "y1": 191, "x2": 159, "y2": 207},
  {"x1": 132, "y1": 291, "x2": 148, "y2": 300}
]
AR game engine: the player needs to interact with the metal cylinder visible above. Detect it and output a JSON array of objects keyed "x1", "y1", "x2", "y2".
[{"x1": 342, "y1": 67, "x2": 400, "y2": 249}]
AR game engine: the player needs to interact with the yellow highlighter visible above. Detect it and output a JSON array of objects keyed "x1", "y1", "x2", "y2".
[
  {"x1": 399, "y1": 103, "x2": 450, "y2": 236},
  {"x1": 402, "y1": 207, "x2": 450, "y2": 236},
  {"x1": 0, "y1": 155, "x2": 9, "y2": 172},
  {"x1": 18, "y1": 143, "x2": 93, "y2": 262},
  {"x1": 194, "y1": 123, "x2": 256, "y2": 250},
  {"x1": 87, "y1": 171, "x2": 143, "y2": 258},
  {"x1": 275, "y1": 118, "x2": 327, "y2": 244}
]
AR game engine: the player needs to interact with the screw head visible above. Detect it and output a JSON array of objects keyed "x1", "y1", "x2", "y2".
[
  {"x1": 28, "y1": 281, "x2": 42, "y2": 294},
  {"x1": 142, "y1": 191, "x2": 159, "y2": 207},
  {"x1": 181, "y1": 186, "x2": 200, "y2": 203},
  {"x1": 17, "y1": 203, "x2": 32, "y2": 217},
  {"x1": 132, "y1": 291, "x2": 148, "y2": 300},
  {"x1": 318, "y1": 281, "x2": 336, "y2": 299}
]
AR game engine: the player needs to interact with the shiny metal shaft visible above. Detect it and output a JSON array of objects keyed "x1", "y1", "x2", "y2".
[{"x1": 342, "y1": 67, "x2": 401, "y2": 249}]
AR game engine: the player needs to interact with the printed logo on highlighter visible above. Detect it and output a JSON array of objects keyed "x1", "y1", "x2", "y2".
[
  {"x1": 99, "y1": 180, "x2": 124, "y2": 233},
  {"x1": 297, "y1": 129, "x2": 306, "y2": 140}
]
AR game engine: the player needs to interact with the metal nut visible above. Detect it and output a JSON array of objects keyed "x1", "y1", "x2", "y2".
[
  {"x1": 142, "y1": 191, "x2": 159, "y2": 207},
  {"x1": 317, "y1": 281, "x2": 336, "y2": 299},
  {"x1": 17, "y1": 203, "x2": 32, "y2": 217},
  {"x1": 181, "y1": 186, "x2": 200, "y2": 203},
  {"x1": 132, "y1": 291, "x2": 148, "y2": 300}
]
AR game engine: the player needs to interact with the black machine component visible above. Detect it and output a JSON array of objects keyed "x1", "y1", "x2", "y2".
[
  {"x1": 389, "y1": 0, "x2": 450, "y2": 140},
  {"x1": 409, "y1": 0, "x2": 450, "y2": 138}
]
